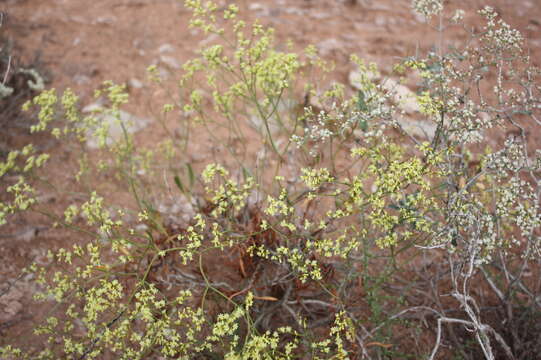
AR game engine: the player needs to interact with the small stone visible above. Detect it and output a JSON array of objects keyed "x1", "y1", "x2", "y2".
[
  {"x1": 158, "y1": 67, "x2": 171, "y2": 80},
  {"x1": 0, "y1": 300, "x2": 23, "y2": 321},
  {"x1": 93, "y1": 16, "x2": 116, "y2": 25},
  {"x1": 0, "y1": 286, "x2": 24, "y2": 322},
  {"x1": 158, "y1": 43, "x2": 175, "y2": 54},
  {"x1": 36, "y1": 193, "x2": 56, "y2": 203},
  {"x1": 82, "y1": 105, "x2": 151, "y2": 149},
  {"x1": 198, "y1": 34, "x2": 219, "y2": 47},
  {"x1": 157, "y1": 203, "x2": 168, "y2": 214},
  {"x1": 13, "y1": 227, "x2": 43, "y2": 242},
  {"x1": 248, "y1": 3, "x2": 270, "y2": 16},
  {"x1": 135, "y1": 224, "x2": 149, "y2": 232},
  {"x1": 371, "y1": 3, "x2": 392, "y2": 11},
  {"x1": 348, "y1": 69, "x2": 381, "y2": 90},
  {"x1": 317, "y1": 38, "x2": 344, "y2": 57},
  {"x1": 160, "y1": 55, "x2": 181, "y2": 70},
  {"x1": 73, "y1": 74, "x2": 91, "y2": 85},
  {"x1": 158, "y1": 196, "x2": 196, "y2": 227},
  {"x1": 249, "y1": 98, "x2": 297, "y2": 136},
  {"x1": 249, "y1": 3, "x2": 265, "y2": 10},
  {"x1": 311, "y1": 12, "x2": 330, "y2": 20},
  {"x1": 283, "y1": 7, "x2": 304, "y2": 16},
  {"x1": 70, "y1": 15, "x2": 87, "y2": 24},
  {"x1": 172, "y1": 196, "x2": 195, "y2": 222},
  {"x1": 413, "y1": 12, "x2": 426, "y2": 23},
  {"x1": 0, "y1": 287, "x2": 23, "y2": 303},
  {"x1": 381, "y1": 78, "x2": 420, "y2": 114},
  {"x1": 396, "y1": 117, "x2": 437, "y2": 139},
  {"x1": 128, "y1": 78, "x2": 144, "y2": 89},
  {"x1": 374, "y1": 15, "x2": 387, "y2": 27},
  {"x1": 81, "y1": 98, "x2": 106, "y2": 113},
  {"x1": 133, "y1": 38, "x2": 152, "y2": 56},
  {"x1": 31, "y1": 248, "x2": 51, "y2": 266}
]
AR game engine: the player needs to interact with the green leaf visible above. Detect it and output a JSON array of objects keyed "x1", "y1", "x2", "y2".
[
  {"x1": 359, "y1": 118, "x2": 368, "y2": 132},
  {"x1": 174, "y1": 175, "x2": 185, "y2": 193},
  {"x1": 357, "y1": 90, "x2": 368, "y2": 112},
  {"x1": 357, "y1": 91, "x2": 369, "y2": 131},
  {"x1": 186, "y1": 163, "x2": 195, "y2": 187}
]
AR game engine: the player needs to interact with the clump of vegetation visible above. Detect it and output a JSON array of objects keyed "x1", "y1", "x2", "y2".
[
  {"x1": 0, "y1": 10, "x2": 47, "y2": 156},
  {"x1": 1, "y1": 0, "x2": 540, "y2": 359}
]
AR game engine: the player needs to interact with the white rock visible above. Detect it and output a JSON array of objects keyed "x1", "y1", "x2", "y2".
[
  {"x1": 133, "y1": 38, "x2": 151, "y2": 56},
  {"x1": 69, "y1": 15, "x2": 87, "y2": 24},
  {"x1": 413, "y1": 12, "x2": 426, "y2": 23},
  {"x1": 10, "y1": 227, "x2": 43, "y2": 242},
  {"x1": 159, "y1": 195, "x2": 196, "y2": 227},
  {"x1": 158, "y1": 43, "x2": 175, "y2": 54},
  {"x1": 82, "y1": 105, "x2": 151, "y2": 149},
  {"x1": 350, "y1": 71, "x2": 433, "y2": 139},
  {"x1": 249, "y1": 3, "x2": 270, "y2": 16},
  {"x1": 311, "y1": 12, "x2": 330, "y2": 20},
  {"x1": 348, "y1": 69, "x2": 381, "y2": 90},
  {"x1": 283, "y1": 7, "x2": 304, "y2": 16},
  {"x1": 93, "y1": 16, "x2": 117, "y2": 25},
  {"x1": 0, "y1": 286, "x2": 24, "y2": 322},
  {"x1": 396, "y1": 117, "x2": 437, "y2": 139},
  {"x1": 374, "y1": 15, "x2": 387, "y2": 27},
  {"x1": 381, "y1": 78, "x2": 420, "y2": 114},
  {"x1": 31, "y1": 248, "x2": 51, "y2": 266},
  {"x1": 173, "y1": 196, "x2": 196, "y2": 223},
  {"x1": 82, "y1": 98, "x2": 106, "y2": 113},
  {"x1": 249, "y1": 98, "x2": 297, "y2": 136},
  {"x1": 128, "y1": 78, "x2": 144, "y2": 89},
  {"x1": 73, "y1": 74, "x2": 91, "y2": 85},
  {"x1": 157, "y1": 203, "x2": 169, "y2": 214},
  {"x1": 317, "y1": 38, "x2": 344, "y2": 57},
  {"x1": 160, "y1": 55, "x2": 181, "y2": 70},
  {"x1": 371, "y1": 3, "x2": 392, "y2": 11},
  {"x1": 158, "y1": 67, "x2": 171, "y2": 80},
  {"x1": 0, "y1": 300, "x2": 23, "y2": 321},
  {"x1": 249, "y1": 3, "x2": 265, "y2": 11},
  {"x1": 198, "y1": 34, "x2": 219, "y2": 47},
  {"x1": 135, "y1": 224, "x2": 149, "y2": 232}
]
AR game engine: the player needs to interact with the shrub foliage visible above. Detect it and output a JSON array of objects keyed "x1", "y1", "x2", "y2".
[{"x1": 1, "y1": 1, "x2": 541, "y2": 359}]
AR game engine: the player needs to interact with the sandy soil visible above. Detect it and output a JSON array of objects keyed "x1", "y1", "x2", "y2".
[{"x1": 1, "y1": 0, "x2": 540, "y2": 355}]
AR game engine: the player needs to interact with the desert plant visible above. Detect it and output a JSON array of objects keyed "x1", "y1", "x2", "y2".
[{"x1": 1, "y1": 1, "x2": 540, "y2": 359}]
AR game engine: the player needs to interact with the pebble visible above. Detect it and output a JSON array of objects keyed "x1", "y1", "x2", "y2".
[
  {"x1": 317, "y1": 38, "x2": 344, "y2": 57},
  {"x1": 160, "y1": 55, "x2": 181, "y2": 70},
  {"x1": 158, "y1": 43, "x2": 175, "y2": 54},
  {"x1": 396, "y1": 117, "x2": 436, "y2": 139},
  {"x1": 382, "y1": 78, "x2": 421, "y2": 114},
  {"x1": 93, "y1": 15, "x2": 117, "y2": 25},
  {"x1": 73, "y1": 74, "x2": 91, "y2": 85},
  {"x1": 128, "y1": 78, "x2": 144, "y2": 89},
  {"x1": 82, "y1": 102, "x2": 151, "y2": 149},
  {"x1": 248, "y1": 3, "x2": 272, "y2": 16}
]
